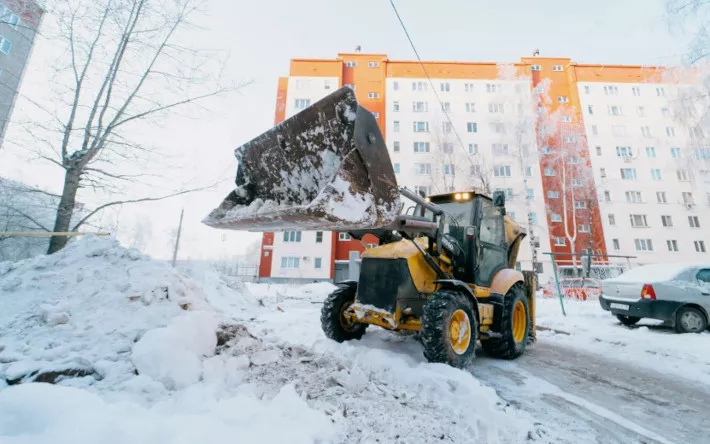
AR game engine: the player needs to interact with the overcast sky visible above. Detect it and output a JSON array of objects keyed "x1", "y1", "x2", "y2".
[{"x1": 0, "y1": 0, "x2": 693, "y2": 260}]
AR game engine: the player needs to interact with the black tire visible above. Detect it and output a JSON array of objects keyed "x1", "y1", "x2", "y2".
[
  {"x1": 674, "y1": 306, "x2": 708, "y2": 333},
  {"x1": 481, "y1": 283, "x2": 530, "y2": 360},
  {"x1": 320, "y1": 284, "x2": 367, "y2": 342},
  {"x1": 616, "y1": 315, "x2": 641, "y2": 326},
  {"x1": 420, "y1": 290, "x2": 478, "y2": 368}
]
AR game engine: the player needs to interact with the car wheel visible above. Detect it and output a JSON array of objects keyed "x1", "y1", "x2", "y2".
[
  {"x1": 674, "y1": 306, "x2": 708, "y2": 334},
  {"x1": 616, "y1": 315, "x2": 641, "y2": 326}
]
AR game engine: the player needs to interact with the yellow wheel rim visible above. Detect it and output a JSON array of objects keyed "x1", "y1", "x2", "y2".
[
  {"x1": 512, "y1": 300, "x2": 527, "y2": 343},
  {"x1": 448, "y1": 309, "x2": 472, "y2": 355}
]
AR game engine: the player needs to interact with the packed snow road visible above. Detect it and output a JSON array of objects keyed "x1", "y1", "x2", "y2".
[{"x1": 471, "y1": 341, "x2": 710, "y2": 444}]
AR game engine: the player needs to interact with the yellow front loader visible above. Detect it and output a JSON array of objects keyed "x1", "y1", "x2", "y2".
[{"x1": 204, "y1": 86, "x2": 536, "y2": 368}]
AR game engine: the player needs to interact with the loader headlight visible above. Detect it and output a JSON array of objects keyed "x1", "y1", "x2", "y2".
[
  {"x1": 454, "y1": 193, "x2": 462, "y2": 200},
  {"x1": 462, "y1": 192, "x2": 470, "y2": 200}
]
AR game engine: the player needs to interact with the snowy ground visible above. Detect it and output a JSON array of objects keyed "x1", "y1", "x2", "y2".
[{"x1": 1, "y1": 238, "x2": 708, "y2": 443}]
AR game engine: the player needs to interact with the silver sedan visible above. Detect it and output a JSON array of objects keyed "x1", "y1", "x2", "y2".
[{"x1": 599, "y1": 263, "x2": 710, "y2": 333}]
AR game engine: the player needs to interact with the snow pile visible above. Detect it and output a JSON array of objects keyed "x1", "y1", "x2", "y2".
[
  {"x1": 535, "y1": 298, "x2": 710, "y2": 385},
  {"x1": 0, "y1": 237, "x2": 336, "y2": 443}
]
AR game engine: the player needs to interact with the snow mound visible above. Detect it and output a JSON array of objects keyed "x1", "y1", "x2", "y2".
[{"x1": 0, "y1": 236, "x2": 254, "y2": 393}]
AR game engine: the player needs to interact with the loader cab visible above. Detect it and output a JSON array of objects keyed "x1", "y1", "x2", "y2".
[{"x1": 416, "y1": 191, "x2": 508, "y2": 286}]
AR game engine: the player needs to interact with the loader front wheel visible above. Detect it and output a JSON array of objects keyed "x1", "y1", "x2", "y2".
[
  {"x1": 481, "y1": 283, "x2": 530, "y2": 360},
  {"x1": 321, "y1": 284, "x2": 367, "y2": 342},
  {"x1": 421, "y1": 290, "x2": 478, "y2": 368}
]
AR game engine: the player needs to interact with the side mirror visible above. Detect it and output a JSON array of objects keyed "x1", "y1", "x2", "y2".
[{"x1": 492, "y1": 190, "x2": 505, "y2": 208}]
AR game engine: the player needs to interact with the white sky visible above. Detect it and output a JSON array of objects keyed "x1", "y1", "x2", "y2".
[{"x1": 0, "y1": 0, "x2": 693, "y2": 260}]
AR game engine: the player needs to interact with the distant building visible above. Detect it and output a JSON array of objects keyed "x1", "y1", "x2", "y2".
[
  {"x1": 0, "y1": 0, "x2": 44, "y2": 147},
  {"x1": 256, "y1": 52, "x2": 710, "y2": 283}
]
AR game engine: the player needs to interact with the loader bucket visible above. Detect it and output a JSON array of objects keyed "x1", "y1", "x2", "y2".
[{"x1": 202, "y1": 86, "x2": 402, "y2": 232}]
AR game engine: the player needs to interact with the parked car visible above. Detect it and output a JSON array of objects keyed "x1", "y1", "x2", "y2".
[
  {"x1": 542, "y1": 277, "x2": 602, "y2": 301},
  {"x1": 599, "y1": 263, "x2": 710, "y2": 333}
]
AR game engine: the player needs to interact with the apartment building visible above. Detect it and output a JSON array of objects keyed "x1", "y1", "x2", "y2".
[
  {"x1": 256, "y1": 52, "x2": 710, "y2": 283},
  {"x1": 0, "y1": 0, "x2": 44, "y2": 148}
]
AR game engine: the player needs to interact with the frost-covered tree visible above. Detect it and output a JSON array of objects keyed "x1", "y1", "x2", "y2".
[{"x1": 13, "y1": 0, "x2": 240, "y2": 254}]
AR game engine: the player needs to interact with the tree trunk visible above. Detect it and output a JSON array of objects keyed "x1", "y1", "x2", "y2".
[{"x1": 47, "y1": 169, "x2": 81, "y2": 254}]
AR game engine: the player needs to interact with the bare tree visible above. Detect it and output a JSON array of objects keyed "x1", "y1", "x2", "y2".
[{"x1": 16, "y1": 0, "x2": 242, "y2": 254}]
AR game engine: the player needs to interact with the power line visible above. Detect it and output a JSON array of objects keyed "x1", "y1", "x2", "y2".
[{"x1": 387, "y1": 0, "x2": 476, "y2": 170}]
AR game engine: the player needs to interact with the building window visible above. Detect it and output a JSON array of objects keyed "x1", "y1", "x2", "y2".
[
  {"x1": 600, "y1": 168, "x2": 607, "y2": 178},
  {"x1": 547, "y1": 190, "x2": 559, "y2": 199},
  {"x1": 661, "y1": 215, "x2": 673, "y2": 227},
  {"x1": 393, "y1": 101, "x2": 400, "y2": 112},
  {"x1": 324, "y1": 79, "x2": 332, "y2": 89},
  {"x1": 596, "y1": 146, "x2": 602, "y2": 156},
  {"x1": 666, "y1": 127, "x2": 676, "y2": 137},
  {"x1": 413, "y1": 142, "x2": 430, "y2": 153},
  {"x1": 486, "y1": 83, "x2": 500, "y2": 93},
  {"x1": 368, "y1": 61, "x2": 379, "y2": 68},
  {"x1": 440, "y1": 82, "x2": 450, "y2": 92},
  {"x1": 314, "y1": 257, "x2": 322, "y2": 269},
  {"x1": 413, "y1": 121, "x2": 429, "y2": 132},
  {"x1": 393, "y1": 163, "x2": 400, "y2": 174},
  {"x1": 662, "y1": 107, "x2": 671, "y2": 117},
  {"x1": 412, "y1": 81, "x2": 427, "y2": 91},
  {"x1": 667, "y1": 240, "x2": 679, "y2": 252},
  {"x1": 465, "y1": 102, "x2": 476, "y2": 113},
  {"x1": 531, "y1": 65, "x2": 542, "y2": 71},
  {"x1": 671, "y1": 147, "x2": 681, "y2": 158},
  {"x1": 367, "y1": 92, "x2": 379, "y2": 99},
  {"x1": 612, "y1": 239, "x2": 620, "y2": 250},
  {"x1": 294, "y1": 99, "x2": 311, "y2": 109},
  {"x1": 529, "y1": 212, "x2": 537, "y2": 224},
  {"x1": 608, "y1": 214, "x2": 616, "y2": 226},
  {"x1": 677, "y1": 169, "x2": 690, "y2": 181},
  {"x1": 604, "y1": 191, "x2": 611, "y2": 202},
  {"x1": 525, "y1": 167, "x2": 532, "y2": 177},
  {"x1": 464, "y1": 83, "x2": 474, "y2": 92},
  {"x1": 489, "y1": 103, "x2": 504, "y2": 113},
  {"x1": 467, "y1": 122, "x2": 478, "y2": 133},
  {"x1": 551, "y1": 213, "x2": 562, "y2": 222},
  {"x1": 552, "y1": 65, "x2": 563, "y2": 71},
  {"x1": 393, "y1": 121, "x2": 400, "y2": 132},
  {"x1": 682, "y1": 192, "x2": 694, "y2": 204},
  {"x1": 0, "y1": 36, "x2": 12, "y2": 55},
  {"x1": 641, "y1": 126, "x2": 652, "y2": 137},
  {"x1": 637, "y1": 106, "x2": 646, "y2": 117},
  {"x1": 630, "y1": 214, "x2": 648, "y2": 228},
  {"x1": 442, "y1": 142, "x2": 454, "y2": 154},
  {"x1": 584, "y1": 85, "x2": 591, "y2": 94},
  {"x1": 414, "y1": 185, "x2": 431, "y2": 196},
  {"x1": 554, "y1": 237, "x2": 566, "y2": 246},
  {"x1": 393, "y1": 141, "x2": 400, "y2": 152},
  {"x1": 526, "y1": 189, "x2": 534, "y2": 200},
  {"x1": 578, "y1": 224, "x2": 590, "y2": 233},
  {"x1": 608, "y1": 105, "x2": 622, "y2": 116},
  {"x1": 695, "y1": 240, "x2": 707, "y2": 253},
  {"x1": 588, "y1": 105, "x2": 594, "y2": 115},
  {"x1": 645, "y1": 146, "x2": 656, "y2": 158},
  {"x1": 345, "y1": 61, "x2": 356, "y2": 67},
  {"x1": 541, "y1": 146, "x2": 552, "y2": 154},
  {"x1": 604, "y1": 85, "x2": 619, "y2": 95},
  {"x1": 544, "y1": 167, "x2": 556, "y2": 176},
  {"x1": 632, "y1": 86, "x2": 641, "y2": 96},
  {"x1": 444, "y1": 164, "x2": 454, "y2": 175},
  {"x1": 558, "y1": 96, "x2": 569, "y2": 103},
  {"x1": 492, "y1": 143, "x2": 509, "y2": 155},
  {"x1": 468, "y1": 143, "x2": 478, "y2": 154},
  {"x1": 470, "y1": 165, "x2": 481, "y2": 176},
  {"x1": 283, "y1": 231, "x2": 302, "y2": 242},
  {"x1": 620, "y1": 168, "x2": 637, "y2": 180},
  {"x1": 441, "y1": 102, "x2": 451, "y2": 112},
  {"x1": 689, "y1": 216, "x2": 701, "y2": 228},
  {"x1": 415, "y1": 163, "x2": 432, "y2": 175},
  {"x1": 339, "y1": 233, "x2": 351, "y2": 241},
  {"x1": 625, "y1": 191, "x2": 643, "y2": 203},
  {"x1": 651, "y1": 169, "x2": 662, "y2": 181},
  {"x1": 657, "y1": 191, "x2": 667, "y2": 203},
  {"x1": 656, "y1": 87, "x2": 665, "y2": 97},
  {"x1": 442, "y1": 121, "x2": 453, "y2": 133},
  {"x1": 616, "y1": 146, "x2": 632, "y2": 158},
  {"x1": 574, "y1": 201, "x2": 586, "y2": 209},
  {"x1": 634, "y1": 239, "x2": 653, "y2": 252},
  {"x1": 392, "y1": 81, "x2": 399, "y2": 90},
  {"x1": 316, "y1": 231, "x2": 323, "y2": 243},
  {"x1": 592, "y1": 125, "x2": 598, "y2": 135},
  {"x1": 281, "y1": 257, "x2": 300, "y2": 269},
  {"x1": 493, "y1": 165, "x2": 511, "y2": 177}
]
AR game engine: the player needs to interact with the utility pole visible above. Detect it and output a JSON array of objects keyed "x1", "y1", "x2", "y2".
[{"x1": 171, "y1": 208, "x2": 184, "y2": 267}]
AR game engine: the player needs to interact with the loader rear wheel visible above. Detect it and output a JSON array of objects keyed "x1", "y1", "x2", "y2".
[
  {"x1": 481, "y1": 283, "x2": 530, "y2": 360},
  {"x1": 321, "y1": 284, "x2": 367, "y2": 342},
  {"x1": 421, "y1": 290, "x2": 478, "y2": 368}
]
